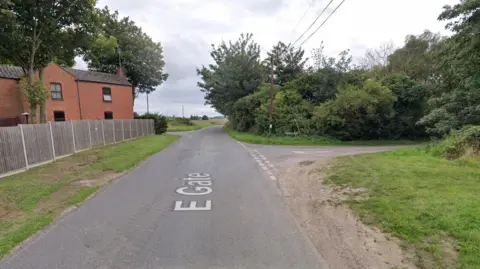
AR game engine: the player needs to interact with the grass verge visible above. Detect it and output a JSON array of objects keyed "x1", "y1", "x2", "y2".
[
  {"x1": 168, "y1": 119, "x2": 226, "y2": 132},
  {"x1": 0, "y1": 134, "x2": 179, "y2": 258},
  {"x1": 326, "y1": 148, "x2": 480, "y2": 269},
  {"x1": 226, "y1": 128, "x2": 420, "y2": 146}
]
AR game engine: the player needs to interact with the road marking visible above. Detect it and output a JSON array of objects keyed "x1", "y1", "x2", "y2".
[
  {"x1": 174, "y1": 200, "x2": 212, "y2": 211},
  {"x1": 174, "y1": 172, "x2": 213, "y2": 211},
  {"x1": 237, "y1": 141, "x2": 278, "y2": 181},
  {"x1": 292, "y1": 150, "x2": 332, "y2": 154}
]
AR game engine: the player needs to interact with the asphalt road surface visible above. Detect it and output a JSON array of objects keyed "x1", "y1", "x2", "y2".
[{"x1": 0, "y1": 126, "x2": 327, "y2": 269}]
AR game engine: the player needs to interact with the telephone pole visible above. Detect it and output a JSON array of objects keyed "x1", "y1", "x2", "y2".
[
  {"x1": 146, "y1": 93, "x2": 149, "y2": 114},
  {"x1": 269, "y1": 55, "x2": 274, "y2": 132}
]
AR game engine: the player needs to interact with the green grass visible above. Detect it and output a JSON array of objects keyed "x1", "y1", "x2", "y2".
[
  {"x1": 167, "y1": 124, "x2": 207, "y2": 132},
  {"x1": 226, "y1": 128, "x2": 420, "y2": 146},
  {"x1": 0, "y1": 134, "x2": 179, "y2": 258},
  {"x1": 66, "y1": 187, "x2": 99, "y2": 205},
  {"x1": 326, "y1": 148, "x2": 480, "y2": 269},
  {"x1": 168, "y1": 119, "x2": 226, "y2": 132}
]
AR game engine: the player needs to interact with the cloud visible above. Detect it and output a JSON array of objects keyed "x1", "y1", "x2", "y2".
[{"x1": 76, "y1": 0, "x2": 459, "y2": 117}]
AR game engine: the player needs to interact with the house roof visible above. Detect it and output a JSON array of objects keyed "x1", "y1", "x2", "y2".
[
  {"x1": 62, "y1": 67, "x2": 131, "y2": 86},
  {"x1": 0, "y1": 65, "x2": 25, "y2": 79},
  {"x1": 0, "y1": 64, "x2": 131, "y2": 86}
]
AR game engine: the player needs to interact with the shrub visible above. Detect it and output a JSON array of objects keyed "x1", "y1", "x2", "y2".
[
  {"x1": 136, "y1": 113, "x2": 168, "y2": 134},
  {"x1": 427, "y1": 125, "x2": 480, "y2": 159},
  {"x1": 313, "y1": 80, "x2": 397, "y2": 140}
]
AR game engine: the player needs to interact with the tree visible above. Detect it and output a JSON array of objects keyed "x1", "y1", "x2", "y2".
[
  {"x1": 265, "y1": 41, "x2": 306, "y2": 86},
  {"x1": 0, "y1": 0, "x2": 96, "y2": 123},
  {"x1": 83, "y1": 7, "x2": 168, "y2": 99},
  {"x1": 313, "y1": 80, "x2": 397, "y2": 140},
  {"x1": 360, "y1": 41, "x2": 396, "y2": 78},
  {"x1": 201, "y1": 115, "x2": 209, "y2": 120},
  {"x1": 197, "y1": 33, "x2": 265, "y2": 116},
  {"x1": 418, "y1": 0, "x2": 480, "y2": 135},
  {"x1": 382, "y1": 75, "x2": 430, "y2": 138},
  {"x1": 387, "y1": 30, "x2": 443, "y2": 82}
]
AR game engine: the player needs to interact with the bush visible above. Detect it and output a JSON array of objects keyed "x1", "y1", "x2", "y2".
[
  {"x1": 427, "y1": 125, "x2": 480, "y2": 159},
  {"x1": 313, "y1": 80, "x2": 397, "y2": 140},
  {"x1": 136, "y1": 113, "x2": 168, "y2": 134}
]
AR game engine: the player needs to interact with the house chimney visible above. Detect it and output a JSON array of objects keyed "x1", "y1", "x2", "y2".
[{"x1": 115, "y1": 66, "x2": 127, "y2": 78}]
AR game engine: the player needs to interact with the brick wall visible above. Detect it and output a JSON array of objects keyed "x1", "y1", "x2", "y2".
[
  {"x1": 0, "y1": 64, "x2": 133, "y2": 124},
  {"x1": 0, "y1": 78, "x2": 23, "y2": 118},
  {"x1": 43, "y1": 64, "x2": 81, "y2": 121},
  {"x1": 78, "y1": 82, "x2": 133, "y2": 120}
]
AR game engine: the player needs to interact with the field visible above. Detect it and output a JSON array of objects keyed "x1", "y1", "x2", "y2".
[
  {"x1": 225, "y1": 128, "x2": 420, "y2": 146},
  {"x1": 0, "y1": 135, "x2": 179, "y2": 258},
  {"x1": 326, "y1": 148, "x2": 480, "y2": 269},
  {"x1": 167, "y1": 118, "x2": 227, "y2": 132}
]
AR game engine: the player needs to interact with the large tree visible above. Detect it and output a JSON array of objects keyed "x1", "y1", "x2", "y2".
[
  {"x1": 418, "y1": 0, "x2": 480, "y2": 135},
  {"x1": 265, "y1": 41, "x2": 306, "y2": 86},
  {"x1": 197, "y1": 33, "x2": 265, "y2": 116},
  {"x1": 387, "y1": 30, "x2": 443, "y2": 82},
  {"x1": 83, "y1": 6, "x2": 168, "y2": 99},
  {"x1": 0, "y1": 0, "x2": 96, "y2": 123}
]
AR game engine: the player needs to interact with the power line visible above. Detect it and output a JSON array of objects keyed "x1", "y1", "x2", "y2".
[
  {"x1": 299, "y1": 0, "x2": 347, "y2": 47},
  {"x1": 291, "y1": 0, "x2": 334, "y2": 46},
  {"x1": 290, "y1": 0, "x2": 316, "y2": 35}
]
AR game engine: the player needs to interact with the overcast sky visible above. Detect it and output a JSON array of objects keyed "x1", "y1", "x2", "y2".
[{"x1": 75, "y1": 0, "x2": 458, "y2": 117}]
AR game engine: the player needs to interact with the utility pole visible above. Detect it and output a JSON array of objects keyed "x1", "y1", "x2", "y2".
[
  {"x1": 146, "y1": 93, "x2": 149, "y2": 114},
  {"x1": 269, "y1": 55, "x2": 274, "y2": 132}
]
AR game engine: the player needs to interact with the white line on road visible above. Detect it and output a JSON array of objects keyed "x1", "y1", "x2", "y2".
[{"x1": 236, "y1": 141, "x2": 278, "y2": 181}]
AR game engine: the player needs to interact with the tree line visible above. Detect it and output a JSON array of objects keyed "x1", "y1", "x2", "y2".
[
  {"x1": 197, "y1": 1, "x2": 479, "y2": 140},
  {"x1": 0, "y1": 0, "x2": 168, "y2": 123}
]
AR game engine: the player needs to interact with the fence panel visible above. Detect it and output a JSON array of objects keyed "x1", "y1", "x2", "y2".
[
  {"x1": 51, "y1": 122, "x2": 74, "y2": 157},
  {"x1": 1, "y1": 119, "x2": 149, "y2": 177},
  {"x1": 103, "y1": 120, "x2": 115, "y2": 144},
  {"x1": 89, "y1": 120, "x2": 103, "y2": 147},
  {"x1": 123, "y1": 120, "x2": 131, "y2": 140},
  {"x1": 0, "y1": 127, "x2": 26, "y2": 174},
  {"x1": 114, "y1": 120, "x2": 123, "y2": 142},
  {"x1": 23, "y1": 124, "x2": 54, "y2": 166},
  {"x1": 73, "y1": 121, "x2": 90, "y2": 151}
]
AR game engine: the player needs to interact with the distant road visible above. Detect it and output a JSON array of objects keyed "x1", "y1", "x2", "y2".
[{"x1": 1, "y1": 126, "x2": 324, "y2": 269}]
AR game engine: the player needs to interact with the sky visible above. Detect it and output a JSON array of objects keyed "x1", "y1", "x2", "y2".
[{"x1": 75, "y1": 0, "x2": 459, "y2": 117}]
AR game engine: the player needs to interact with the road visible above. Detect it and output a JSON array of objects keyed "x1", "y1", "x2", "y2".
[{"x1": 0, "y1": 126, "x2": 326, "y2": 269}]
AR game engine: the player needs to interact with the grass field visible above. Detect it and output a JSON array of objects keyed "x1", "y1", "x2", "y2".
[
  {"x1": 226, "y1": 128, "x2": 420, "y2": 146},
  {"x1": 168, "y1": 118, "x2": 227, "y2": 132},
  {"x1": 326, "y1": 148, "x2": 480, "y2": 269},
  {"x1": 0, "y1": 134, "x2": 179, "y2": 258}
]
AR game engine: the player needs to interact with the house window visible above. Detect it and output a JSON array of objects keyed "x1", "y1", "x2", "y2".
[
  {"x1": 50, "y1": 83, "x2": 63, "y2": 100},
  {"x1": 104, "y1": 111, "x2": 113, "y2": 120},
  {"x1": 103, "y1": 87, "x2": 112, "y2": 102},
  {"x1": 53, "y1": 111, "x2": 65, "y2": 122}
]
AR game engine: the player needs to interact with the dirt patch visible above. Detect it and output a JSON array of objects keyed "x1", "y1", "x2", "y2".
[
  {"x1": 35, "y1": 171, "x2": 118, "y2": 215},
  {"x1": 73, "y1": 171, "x2": 119, "y2": 187},
  {"x1": 278, "y1": 159, "x2": 417, "y2": 269}
]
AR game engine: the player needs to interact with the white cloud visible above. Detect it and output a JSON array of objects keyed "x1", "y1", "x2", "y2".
[{"x1": 75, "y1": 0, "x2": 459, "y2": 117}]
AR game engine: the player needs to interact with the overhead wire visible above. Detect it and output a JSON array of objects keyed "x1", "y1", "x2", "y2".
[
  {"x1": 290, "y1": 0, "x2": 316, "y2": 36},
  {"x1": 298, "y1": 0, "x2": 347, "y2": 47},
  {"x1": 291, "y1": 0, "x2": 334, "y2": 46}
]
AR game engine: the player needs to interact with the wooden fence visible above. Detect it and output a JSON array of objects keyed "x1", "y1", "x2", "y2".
[{"x1": 0, "y1": 119, "x2": 154, "y2": 178}]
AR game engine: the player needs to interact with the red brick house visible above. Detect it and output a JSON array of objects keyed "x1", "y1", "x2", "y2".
[{"x1": 0, "y1": 63, "x2": 133, "y2": 125}]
